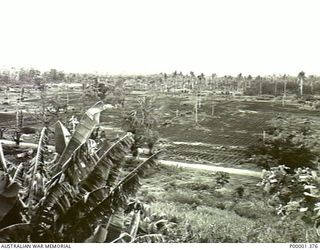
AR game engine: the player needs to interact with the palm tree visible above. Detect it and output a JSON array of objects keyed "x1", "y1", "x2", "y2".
[
  {"x1": 189, "y1": 71, "x2": 195, "y2": 90},
  {"x1": 236, "y1": 73, "x2": 243, "y2": 92},
  {"x1": 309, "y1": 75, "x2": 315, "y2": 94},
  {"x1": 0, "y1": 102, "x2": 161, "y2": 243},
  {"x1": 297, "y1": 71, "x2": 306, "y2": 96},
  {"x1": 273, "y1": 76, "x2": 278, "y2": 96},
  {"x1": 211, "y1": 73, "x2": 217, "y2": 90},
  {"x1": 246, "y1": 75, "x2": 253, "y2": 89},
  {"x1": 256, "y1": 75, "x2": 262, "y2": 96},
  {"x1": 282, "y1": 74, "x2": 287, "y2": 106}
]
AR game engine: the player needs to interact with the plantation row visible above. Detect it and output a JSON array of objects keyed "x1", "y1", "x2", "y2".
[{"x1": 166, "y1": 144, "x2": 247, "y2": 165}]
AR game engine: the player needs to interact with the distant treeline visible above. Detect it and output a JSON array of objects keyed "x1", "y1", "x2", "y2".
[{"x1": 1, "y1": 68, "x2": 320, "y2": 96}]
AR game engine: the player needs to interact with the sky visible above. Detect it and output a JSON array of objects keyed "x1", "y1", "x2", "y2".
[{"x1": 0, "y1": 0, "x2": 319, "y2": 76}]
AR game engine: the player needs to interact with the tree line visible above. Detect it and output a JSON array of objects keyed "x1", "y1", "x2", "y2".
[{"x1": 1, "y1": 68, "x2": 320, "y2": 96}]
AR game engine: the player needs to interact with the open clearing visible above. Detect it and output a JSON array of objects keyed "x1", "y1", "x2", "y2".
[{"x1": 1, "y1": 88, "x2": 320, "y2": 169}]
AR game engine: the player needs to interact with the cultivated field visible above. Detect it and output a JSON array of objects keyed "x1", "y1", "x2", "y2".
[{"x1": 1, "y1": 85, "x2": 320, "y2": 168}]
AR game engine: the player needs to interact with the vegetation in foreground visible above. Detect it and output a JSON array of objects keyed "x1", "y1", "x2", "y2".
[
  {"x1": 138, "y1": 165, "x2": 320, "y2": 243},
  {"x1": 0, "y1": 102, "x2": 162, "y2": 243}
]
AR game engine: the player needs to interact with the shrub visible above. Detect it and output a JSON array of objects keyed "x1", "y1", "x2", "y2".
[
  {"x1": 215, "y1": 171, "x2": 230, "y2": 188},
  {"x1": 165, "y1": 191, "x2": 202, "y2": 206},
  {"x1": 258, "y1": 165, "x2": 320, "y2": 224},
  {"x1": 246, "y1": 116, "x2": 318, "y2": 171},
  {"x1": 233, "y1": 201, "x2": 270, "y2": 219}
]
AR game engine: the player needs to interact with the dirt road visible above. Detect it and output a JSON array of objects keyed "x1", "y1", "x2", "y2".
[
  {"x1": 0, "y1": 139, "x2": 261, "y2": 177},
  {"x1": 139, "y1": 157, "x2": 262, "y2": 177}
]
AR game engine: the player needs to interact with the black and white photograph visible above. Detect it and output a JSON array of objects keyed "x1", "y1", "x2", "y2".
[{"x1": 0, "y1": 0, "x2": 320, "y2": 247}]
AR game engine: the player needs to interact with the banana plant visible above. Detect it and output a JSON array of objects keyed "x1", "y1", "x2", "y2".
[{"x1": 0, "y1": 101, "x2": 161, "y2": 243}]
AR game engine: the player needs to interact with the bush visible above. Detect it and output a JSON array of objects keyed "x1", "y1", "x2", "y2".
[
  {"x1": 258, "y1": 165, "x2": 320, "y2": 224},
  {"x1": 233, "y1": 201, "x2": 269, "y2": 219},
  {"x1": 165, "y1": 191, "x2": 202, "y2": 206},
  {"x1": 246, "y1": 116, "x2": 318, "y2": 171}
]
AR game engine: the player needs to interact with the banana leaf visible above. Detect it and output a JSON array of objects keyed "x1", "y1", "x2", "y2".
[
  {"x1": 0, "y1": 142, "x2": 7, "y2": 173},
  {"x1": 55, "y1": 121, "x2": 71, "y2": 155},
  {"x1": 58, "y1": 101, "x2": 112, "y2": 169},
  {"x1": 0, "y1": 174, "x2": 19, "y2": 224}
]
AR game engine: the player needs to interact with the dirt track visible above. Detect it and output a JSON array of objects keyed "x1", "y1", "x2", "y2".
[
  {"x1": 1, "y1": 138, "x2": 261, "y2": 177},
  {"x1": 140, "y1": 157, "x2": 262, "y2": 177}
]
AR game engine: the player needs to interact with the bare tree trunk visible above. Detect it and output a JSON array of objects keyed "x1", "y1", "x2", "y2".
[
  {"x1": 195, "y1": 95, "x2": 198, "y2": 125},
  {"x1": 300, "y1": 78, "x2": 303, "y2": 96},
  {"x1": 259, "y1": 81, "x2": 262, "y2": 96},
  {"x1": 282, "y1": 80, "x2": 287, "y2": 106}
]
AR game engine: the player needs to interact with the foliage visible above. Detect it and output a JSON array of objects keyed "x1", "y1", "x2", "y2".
[
  {"x1": 138, "y1": 163, "x2": 320, "y2": 242},
  {"x1": 12, "y1": 108, "x2": 23, "y2": 146},
  {"x1": 33, "y1": 82, "x2": 67, "y2": 129},
  {"x1": 0, "y1": 102, "x2": 161, "y2": 243},
  {"x1": 147, "y1": 201, "x2": 258, "y2": 243},
  {"x1": 84, "y1": 78, "x2": 126, "y2": 106},
  {"x1": 246, "y1": 116, "x2": 318, "y2": 171},
  {"x1": 122, "y1": 96, "x2": 162, "y2": 156},
  {"x1": 0, "y1": 173, "x2": 20, "y2": 224},
  {"x1": 215, "y1": 171, "x2": 230, "y2": 188},
  {"x1": 258, "y1": 165, "x2": 320, "y2": 225},
  {"x1": 85, "y1": 78, "x2": 110, "y2": 101},
  {"x1": 42, "y1": 69, "x2": 65, "y2": 83},
  {"x1": 233, "y1": 201, "x2": 268, "y2": 219},
  {"x1": 165, "y1": 190, "x2": 202, "y2": 206}
]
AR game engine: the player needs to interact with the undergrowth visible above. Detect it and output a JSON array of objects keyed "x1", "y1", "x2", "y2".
[{"x1": 139, "y1": 164, "x2": 320, "y2": 242}]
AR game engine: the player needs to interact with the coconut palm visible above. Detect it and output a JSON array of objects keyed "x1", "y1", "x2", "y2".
[
  {"x1": 309, "y1": 75, "x2": 316, "y2": 94},
  {"x1": 282, "y1": 74, "x2": 288, "y2": 106},
  {"x1": 256, "y1": 75, "x2": 263, "y2": 96},
  {"x1": 298, "y1": 71, "x2": 306, "y2": 96},
  {"x1": 236, "y1": 73, "x2": 243, "y2": 92},
  {"x1": 211, "y1": 73, "x2": 217, "y2": 90}
]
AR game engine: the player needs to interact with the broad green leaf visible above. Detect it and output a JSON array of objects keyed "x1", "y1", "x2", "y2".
[{"x1": 55, "y1": 121, "x2": 71, "y2": 155}]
